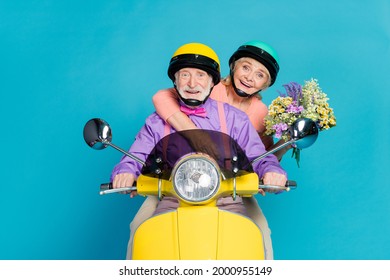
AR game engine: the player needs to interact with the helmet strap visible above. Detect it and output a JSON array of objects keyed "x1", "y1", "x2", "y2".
[
  {"x1": 174, "y1": 84, "x2": 214, "y2": 107},
  {"x1": 230, "y1": 69, "x2": 261, "y2": 98}
]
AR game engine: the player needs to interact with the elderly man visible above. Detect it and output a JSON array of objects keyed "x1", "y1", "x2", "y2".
[{"x1": 111, "y1": 43, "x2": 287, "y2": 259}]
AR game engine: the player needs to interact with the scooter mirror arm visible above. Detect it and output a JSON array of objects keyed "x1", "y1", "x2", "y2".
[
  {"x1": 104, "y1": 141, "x2": 145, "y2": 166},
  {"x1": 251, "y1": 139, "x2": 295, "y2": 164}
]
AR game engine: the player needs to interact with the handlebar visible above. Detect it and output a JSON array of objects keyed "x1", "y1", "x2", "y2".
[
  {"x1": 99, "y1": 182, "x2": 137, "y2": 195},
  {"x1": 259, "y1": 180, "x2": 297, "y2": 193},
  {"x1": 99, "y1": 180, "x2": 297, "y2": 195}
]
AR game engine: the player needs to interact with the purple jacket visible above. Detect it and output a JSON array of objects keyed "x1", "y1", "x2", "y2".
[{"x1": 111, "y1": 98, "x2": 286, "y2": 181}]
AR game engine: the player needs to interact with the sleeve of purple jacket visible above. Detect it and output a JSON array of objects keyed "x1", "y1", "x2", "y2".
[{"x1": 110, "y1": 115, "x2": 163, "y2": 182}]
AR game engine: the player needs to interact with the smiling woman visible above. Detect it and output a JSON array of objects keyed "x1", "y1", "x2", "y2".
[
  {"x1": 231, "y1": 57, "x2": 272, "y2": 95},
  {"x1": 225, "y1": 57, "x2": 271, "y2": 112}
]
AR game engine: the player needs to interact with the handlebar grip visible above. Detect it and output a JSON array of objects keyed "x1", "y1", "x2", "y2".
[
  {"x1": 259, "y1": 179, "x2": 296, "y2": 188},
  {"x1": 100, "y1": 182, "x2": 113, "y2": 191},
  {"x1": 259, "y1": 179, "x2": 297, "y2": 193},
  {"x1": 286, "y1": 180, "x2": 297, "y2": 189},
  {"x1": 99, "y1": 182, "x2": 137, "y2": 195}
]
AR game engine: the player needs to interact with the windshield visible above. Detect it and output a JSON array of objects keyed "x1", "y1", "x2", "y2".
[{"x1": 141, "y1": 129, "x2": 253, "y2": 179}]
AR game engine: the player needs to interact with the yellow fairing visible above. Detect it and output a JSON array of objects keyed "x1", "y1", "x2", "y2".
[
  {"x1": 217, "y1": 210, "x2": 265, "y2": 259},
  {"x1": 136, "y1": 172, "x2": 259, "y2": 203},
  {"x1": 132, "y1": 211, "x2": 180, "y2": 260},
  {"x1": 132, "y1": 206, "x2": 264, "y2": 260}
]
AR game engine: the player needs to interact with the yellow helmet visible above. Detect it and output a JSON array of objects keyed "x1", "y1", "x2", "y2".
[{"x1": 168, "y1": 43, "x2": 221, "y2": 85}]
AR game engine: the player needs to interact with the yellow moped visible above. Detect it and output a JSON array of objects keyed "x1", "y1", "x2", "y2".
[{"x1": 83, "y1": 118, "x2": 318, "y2": 260}]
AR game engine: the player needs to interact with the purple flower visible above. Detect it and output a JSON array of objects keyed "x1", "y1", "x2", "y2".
[
  {"x1": 272, "y1": 123, "x2": 289, "y2": 138},
  {"x1": 280, "y1": 82, "x2": 302, "y2": 102},
  {"x1": 286, "y1": 101, "x2": 304, "y2": 114}
]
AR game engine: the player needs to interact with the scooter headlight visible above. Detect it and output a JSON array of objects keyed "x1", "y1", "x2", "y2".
[{"x1": 173, "y1": 156, "x2": 220, "y2": 203}]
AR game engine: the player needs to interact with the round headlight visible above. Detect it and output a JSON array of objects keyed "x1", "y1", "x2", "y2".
[{"x1": 173, "y1": 156, "x2": 220, "y2": 203}]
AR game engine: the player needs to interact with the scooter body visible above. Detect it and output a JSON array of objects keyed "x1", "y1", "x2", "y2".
[{"x1": 132, "y1": 172, "x2": 264, "y2": 260}]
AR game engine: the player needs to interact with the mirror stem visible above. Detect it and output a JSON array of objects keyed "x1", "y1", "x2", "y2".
[
  {"x1": 104, "y1": 141, "x2": 145, "y2": 166},
  {"x1": 251, "y1": 139, "x2": 295, "y2": 164}
]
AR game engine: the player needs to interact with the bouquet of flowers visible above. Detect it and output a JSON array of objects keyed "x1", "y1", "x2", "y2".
[{"x1": 264, "y1": 78, "x2": 336, "y2": 166}]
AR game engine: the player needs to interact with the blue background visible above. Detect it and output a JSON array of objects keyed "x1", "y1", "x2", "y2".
[{"x1": 1, "y1": 0, "x2": 389, "y2": 260}]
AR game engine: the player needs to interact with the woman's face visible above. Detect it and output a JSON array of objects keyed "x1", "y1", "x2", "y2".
[{"x1": 232, "y1": 57, "x2": 270, "y2": 95}]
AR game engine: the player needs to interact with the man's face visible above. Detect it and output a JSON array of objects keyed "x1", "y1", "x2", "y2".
[{"x1": 175, "y1": 68, "x2": 214, "y2": 103}]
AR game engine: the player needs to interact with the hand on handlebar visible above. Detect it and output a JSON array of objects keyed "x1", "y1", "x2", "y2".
[
  {"x1": 113, "y1": 173, "x2": 137, "y2": 198},
  {"x1": 261, "y1": 172, "x2": 288, "y2": 194}
]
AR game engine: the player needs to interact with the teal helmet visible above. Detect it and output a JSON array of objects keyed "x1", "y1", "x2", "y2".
[{"x1": 229, "y1": 40, "x2": 280, "y2": 86}]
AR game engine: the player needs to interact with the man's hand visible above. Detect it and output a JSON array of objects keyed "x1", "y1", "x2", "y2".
[
  {"x1": 113, "y1": 173, "x2": 137, "y2": 198},
  {"x1": 262, "y1": 172, "x2": 287, "y2": 194}
]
